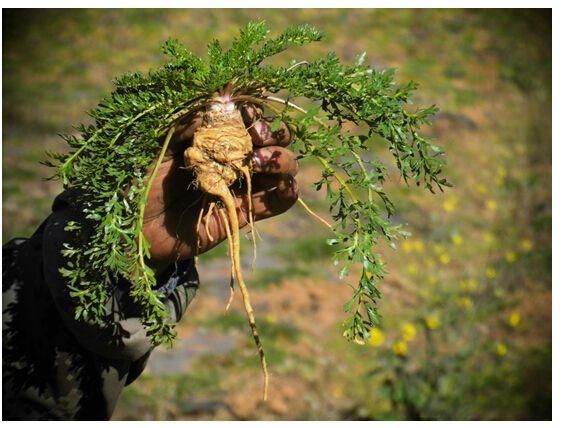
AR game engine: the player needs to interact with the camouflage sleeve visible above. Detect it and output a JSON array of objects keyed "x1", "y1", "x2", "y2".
[{"x1": 41, "y1": 198, "x2": 199, "y2": 363}]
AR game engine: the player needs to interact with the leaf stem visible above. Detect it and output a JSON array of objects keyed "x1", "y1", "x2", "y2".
[
  {"x1": 286, "y1": 60, "x2": 309, "y2": 72},
  {"x1": 350, "y1": 149, "x2": 373, "y2": 202},
  {"x1": 109, "y1": 105, "x2": 160, "y2": 147},
  {"x1": 316, "y1": 156, "x2": 358, "y2": 202},
  {"x1": 160, "y1": 94, "x2": 211, "y2": 132},
  {"x1": 232, "y1": 95, "x2": 281, "y2": 115},
  {"x1": 265, "y1": 95, "x2": 304, "y2": 109},
  {"x1": 59, "y1": 129, "x2": 103, "y2": 180},
  {"x1": 264, "y1": 95, "x2": 330, "y2": 129}
]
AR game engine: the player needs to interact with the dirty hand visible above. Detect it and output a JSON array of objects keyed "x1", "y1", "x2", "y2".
[{"x1": 142, "y1": 103, "x2": 299, "y2": 272}]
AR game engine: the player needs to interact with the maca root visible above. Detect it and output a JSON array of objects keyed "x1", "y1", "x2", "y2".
[{"x1": 184, "y1": 98, "x2": 269, "y2": 400}]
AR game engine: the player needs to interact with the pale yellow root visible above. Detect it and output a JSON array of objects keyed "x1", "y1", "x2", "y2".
[
  {"x1": 208, "y1": 183, "x2": 269, "y2": 401},
  {"x1": 195, "y1": 196, "x2": 209, "y2": 250},
  {"x1": 203, "y1": 202, "x2": 215, "y2": 242},
  {"x1": 185, "y1": 106, "x2": 267, "y2": 400},
  {"x1": 297, "y1": 197, "x2": 333, "y2": 229},
  {"x1": 239, "y1": 166, "x2": 257, "y2": 268},
  {"x1": 219, "y1": 208, "x2": 236, "y2": 312}
]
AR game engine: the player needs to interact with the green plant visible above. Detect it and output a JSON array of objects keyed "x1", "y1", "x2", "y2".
[{"x1": 45, "y1": 21, "x2": 448, "y2": 391}]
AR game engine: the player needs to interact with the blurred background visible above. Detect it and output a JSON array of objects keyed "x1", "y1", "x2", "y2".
[{"x1": 2, "y1": 9, "x2": 551, "y2": 420}]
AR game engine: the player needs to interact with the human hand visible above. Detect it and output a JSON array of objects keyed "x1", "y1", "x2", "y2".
[{"x1": 141, "y1": 104, "x2": 299, "y2": 272}]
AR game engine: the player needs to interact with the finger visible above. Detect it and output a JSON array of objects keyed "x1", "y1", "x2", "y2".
[
  {"x1": 166, "y1": 111, "x2": 204, "y2": 157},
  {"x1": 224, "y1": 174, "x2": 298, "y2": 224},
  {"x1": 249, "y1": 118, "x2": 293, "y2": 148},
  {"x1": 252, "y1": 147, "x2": 299, "y2": 176},
  {"x1": 241, "y1": 103, "x2": 264, "y2": 127},
  {"x1": 249, "y1": 173, "x2": 284, "y2": 193},
  {"x1": 236, "y1": 172, "x2": 294, "y2": 194},
  {"x1": 178, "y1": 175, "x2": 298, "y2": 256},
  {"x1": 248, "y1": 174, "x2": 299, "y2": 221}
]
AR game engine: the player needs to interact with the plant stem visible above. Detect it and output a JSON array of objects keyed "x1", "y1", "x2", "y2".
[
  {"x1": 297, "y1": 197, "x2": 332, "y2": 229},
  {"x1": 135, "y1": 126, "x2": 176, "y2": 288},
  {"x1": 265, "y1": 96, "x2": 308, "y2": 116}
]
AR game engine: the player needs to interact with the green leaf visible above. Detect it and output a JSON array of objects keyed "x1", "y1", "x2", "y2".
[{"x1": 270, "y1": 118, "x2": 282, "y2": 132}]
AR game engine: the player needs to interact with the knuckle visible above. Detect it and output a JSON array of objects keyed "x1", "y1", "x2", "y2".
[
  {"x1": 251, "y1": 120, "x2": 274, "y2": 145},
  {"x1": 241, "y1": 103, "x2": 263, "y2": 126},
  {"x1": 275, "y1": 121, "x2": 293, "y2": 146}
]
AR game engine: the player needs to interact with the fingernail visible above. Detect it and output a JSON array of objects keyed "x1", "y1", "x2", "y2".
[
  {"x1": 277, "y1": 175, "x2": 297, "y2": 193},
  {"x1": 254, "y1": 121, "x2": 274, "y2": 145},
  {"x1": 275, "y1": 122, "x2": 291, "y2": 146},
  {"x1": 251, "y1": 152, "x2": 261, "y2": 168}
]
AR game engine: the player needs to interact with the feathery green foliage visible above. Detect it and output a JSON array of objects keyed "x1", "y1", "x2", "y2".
[{"x1": 46, "y1": 21, "x2": 448, "y2": 346}]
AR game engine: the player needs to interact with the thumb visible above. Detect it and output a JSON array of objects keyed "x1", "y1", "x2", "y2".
[{"x1": 163, "y1": 110, "x2": 205, "y2": 160}]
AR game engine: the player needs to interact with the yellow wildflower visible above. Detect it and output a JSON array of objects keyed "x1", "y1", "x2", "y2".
[
  {"x1": 486, "y1": 267, "x2": 497, "y2": 279},
  {"x1": 505, "y1": 251, "x2": 518, "y2": 263},
  {"x1": 494, "y1": 288, "x2": 505, "y2": 298},
  {"x1": 495, "y1": 342, "x2": 508, "y2": 357},
  {"x1": 393, "y1": 341, "x2": 408, "y2": 357},
  {"x1": 476, "y1": 184, "x2": 488, "y2": 194},
  {"x1": 486, "y1": 199, "x2": 497, "y2": 211},
  {"x1": 483, "y1": 232, "x2": 496, "y2": 245},
  {"x1": 460, "y1": 278, "x2": 479, "y2": 291},
  {"x1": 369, "y1": 327, "x2": 385, "y2": 347},
  {"x1": 434, "y1": 244, "x2": 445, "y2": 255},
  {"x1": 439, "y1": 253, "x2": 451, "y2": 265},
  {"x1": 420, "y1": 288, "x2": 433, "y2": 299},
  {"x1": 508, "y1": 311, "x2": 521, "y2": 328},
  {"x1": 457, "y1": 297, "x2": 473, "y2": 309},
  {"x1": 402, "y1": 240, "x2": 414, "y2": 253},
  {"x1": 332, "y1": 385, "x2": 344, "y2": 399},
  {"x1": 495, "y1": 166, "x2": 507, "y2": 186},
  {"x1": 426, "y1": 315, "x2": 441, "y2": 330},
  {"x1": 266, "y1": 314, "x2": 278, "y2": 324},
  {"x1": 497, "y1": 165, "x2": 507, "y2": 178},
  {"x1": 451, "y1": 233, "x2": 463, "y2": 246},
  {"x1": 443, "y1": 196, "x2": 459, "y2": 213},
  {"x1": 428, "y1": 275, "x2": 438, "y2": 286},
  {"x1": 413, "y1": 239, "x2": 425, "y2": 253},
  {"x1": 406, "y1": 263, "x2": 419, "y2": 276},
  {"x1": 469, "y1": 279, "x2": 479, "y2": 291},
  {"x1": 401, "y1": 323, "x2": 417, "y2": 342},
  {"x1": 521, "y1": 239, "x2": 533, "y2": 252}
]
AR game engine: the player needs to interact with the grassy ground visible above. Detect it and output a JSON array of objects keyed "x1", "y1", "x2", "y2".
[{"x1": 2, "y1": 9, "x2": 551, "y2": 420}]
